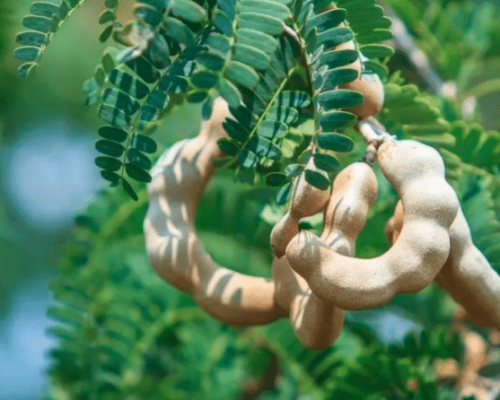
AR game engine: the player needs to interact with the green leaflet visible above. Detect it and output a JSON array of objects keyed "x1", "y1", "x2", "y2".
[
  {"x1": 313, "y1": 153, "x2": 340, "y2": 172},
  {"x1": 15, "y1": 0, "x2": 91, "y2": 76},
  {"x1": 305, "y1": 169, "x2": 330, "y2": 190},
  {"x1": 316, "y1": 133, "x2": 355, "y2": 153},
  {"x1": 109, "y1": 70, "x2": 150, "y2": 99}
]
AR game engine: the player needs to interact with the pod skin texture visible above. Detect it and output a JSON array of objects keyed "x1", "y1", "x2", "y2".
[
  {"x1": 387, "y1": 200, "x2": 500, "y2": 330},
  {"x1": 272, "y1": 162, "x2": 377, "y2": 348},
  {"x1": 286, "y1": 140, "x2": 459, "y2": 310},
  {"x1": 144, "y1": 98, "x2": 286, "y2": 325}
]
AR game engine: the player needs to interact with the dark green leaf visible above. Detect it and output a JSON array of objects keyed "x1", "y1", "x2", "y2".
[
  {"x1": 217, "y1": 138, "x2": 238, "y2": 156},
  {"x1": 201, "y1": 97, "x2": 214, "y2": 120},
  {"x1": 109, "y1": 70, "x2": 150, "y2": 99},
  {"x1": 125, "y1": 163, "x2": 152, "y2": 182},
  {"x1": 127, "y1": 148, "x2": 152, "y2": 170},
  {"x1": 236, "y1": 29, "x2": 278, "y2": 54},
  {"x1": 99, "y1": 9, "x2": 115, "y2": 24},
  {"x1": 18, "y1": 63, "x2": 37, "y2": 78},
  {"x1": 131, "y1": 133, "x2": 157, "y2": 153},
  {"x1": 139, "y1": 105, "x2": 159, "y2": 122},
  {"x1": 207, "y1": 32, "x2": 230, "y2": 54},
  {"x1": 171, "y1": 0, "x2": 207, "y2": 23},
  {"x1": 217, "y1": 0, "x2": 236, "y2": 21},
  {"x1": 276, "y1": 181, "x2": 292, "y2": 205},
  {"x1": 240, "y1": 0, "x2": 290, "y2": 20},
  {"x1": 223, "y1": 118, "x2": 248, "y2": 141},
  {"x1": 313, "y1": 153, "x2": 340, "y2": 172},
  {"x1": 98, "y1": 126, "x2": 128, "y2": 142},
  {"x1": 321, "y1": 49, "x2": 358, "y2": 69},
  {"x1": 135, "y1": 4, "x2": 162, "y2": 26},
  {"x1": 316, "y1": 27, "x2": 353, "y2": 48},
  {"x1": 187, "y1": 90, "x2": 208, "y2": 103},
  {"x1": 23, "y1": 15, "x2": 52, "y2": 33},
  {"x1": 30, "y1": 2, "x2": 60, "y2": 18},
  {"x1": 147, "y1": 89, "x2": 169, "y2": 109},
  {"x1": 360, "y1": 44, "x2": 394, "y2": 59},
  {"x1": 318, "y1": 89, "x2": 364, "y2": 110},
  {"x1": 219, "y1": 79, "x2": 241, "y2": 108},
  {"x1": 319, "y1": 111, "x2": 357, "y2": 131},
  {"x1": 98, "y1": 104, "x2": 131, "y2": 130},
  {"x1": 16, "y1": 31, "x2": 47, "y2": 46},
  {"x1": 307, "y1": 9, "x2": 346, "y2": 34},
  {"x1": 213, "y1": 9, "x2": 232, "y2": 35},
  {"x1": 238, "y1": 149, "x2": 258, "y2": 168},
  {"x1": 95, "y1": 156, "x2": 122, "y2": 171},
  {"x1": 99, "y1": 24, "x2": 114, "y2": 42},
  {"x1": 96, "y1": 139, "x2": 125, "y2": 157},
  {"x1": 160, "y1": 75, "x2": 188, "y2": 94},
  {"x1": 316, "y1": 132, "x2": 354, "y2": 152},
  {"x1": 225, "y1": 61, "x2": 259, "y2": 89},
  {"x1": 238, "y1": 12, "x2": 283, "y2": 36},
  {"x1": 191, "y1": 71, "x2": 219, "y2": 88},
  {"x1": 285, "y1": 163, "x2": 303, "y2": 178},
  {"x1": 101, "y1": 170, "x2": 120, "y2": 183},
  {"x1": 265, "y1": 173, "x2": 287, "y2": 186},
  {"x1": 305, "y1": 169, "x2": 330, "y2": 190},
  {"x1": 321, "y1": 68, "x2": 358, "y2": 89},
  {"x1": 279, "y1": 91, "x2": 311, "y2": 108},
  {"x1": 121, "y1": 178, "x2": 139, "y2": 201},
  {"x1": 233, "y1": 43, "x2": 270, "y2": 70},
  {"x1": 265, "y1": 107, "x2": 298, "y2": 124},
  {"x1": 256, "y1": 121, "x2": 287, "y2": 139},
  {"x1": 14, "y1": 46, "x2": 41, "y2": 62},
  {"x1": 164, "y1": 17, "x2": 195, "y2": 47},
  {"x1": 246, "y1": 136, "x2": 281, "y2": 159},
  {"x1": 196, "y1": 52, "x2": 225, "y2": 71},
  {"x1": 126, "y1": 56, "x2": 159, "y2": 84},
  {"x1": 103, "y1": 88, "x2": 140, "y2": 115}
]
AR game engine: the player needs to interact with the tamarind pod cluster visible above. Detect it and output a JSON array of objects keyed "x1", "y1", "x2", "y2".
[
  {"x1": 286, "y1": 140, "x2": 459, "y2": 310},
  {"x1": 144, "y1": 98, "x2": 286, "y2": 325},
  {"x1": 387, "y1": 201, "x2": 500, "y2": 330},
  {"x1": 272, "y1": 162, "x2": 377, "y2": 348}
]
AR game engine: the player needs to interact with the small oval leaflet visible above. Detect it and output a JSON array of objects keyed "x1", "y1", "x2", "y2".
[{"x1": 131, "y1": 133, "x2": 157, "y2": 154}]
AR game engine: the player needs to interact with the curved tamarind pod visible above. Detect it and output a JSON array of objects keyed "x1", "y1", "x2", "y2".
[
  {"x1": 273, "y1": 162, "x2": 377, "y2": 348},
  {"x1": 286, "y1": 140, "x2": 459, "y2": 310},
  {"x1": 388, "y1": 201, "x2": 500, "y2": 329},
  {"x1": 144, "y1": 98, "x2": 286, "y2": 325},
  {"x1": 270, "y1": 161, "x2": 331, "y2": 258}
]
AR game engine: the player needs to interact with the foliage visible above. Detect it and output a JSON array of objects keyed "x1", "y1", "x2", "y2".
[{"x1": 11, "y1": 0, "x2": 500, "y2": 399}]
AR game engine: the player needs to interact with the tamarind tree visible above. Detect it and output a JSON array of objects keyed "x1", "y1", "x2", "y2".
[{"x1": 12, "y1": 0, "x2": 500, "y2": 398}]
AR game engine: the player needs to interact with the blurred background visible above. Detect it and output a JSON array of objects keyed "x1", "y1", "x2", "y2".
[{"x1": 0, "y1": 0, "x2": 500, "y2": 399}]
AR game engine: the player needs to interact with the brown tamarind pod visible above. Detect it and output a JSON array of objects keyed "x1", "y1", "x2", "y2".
[
  {"x1": 272, "y1": 162, "x2": 377, "y2": 348},
  {"x1": 387, "y1": 201, "x2": 500, "y2": 330},
  {"x1": 336, "y1": 40, "x2": 385, "y2": 120},
  {"x1": 270, "y1": 160, "x2": 331, "y2": 258},
  {"x1": 144, "y1": 98, "x2": 286, "y2": 325},
  {"x1": 316, "y1": 3, "x2": 385, "y2": 119},
  {"x1": 286, "y1": 140, "x2": 459, "y2": 310}
]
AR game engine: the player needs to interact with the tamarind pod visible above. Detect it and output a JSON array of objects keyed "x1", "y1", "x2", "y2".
[
  {"x1": 336, "y1": 41, "x2": 385, "y2": 120},
  {"x1": 273, "y1": 162, "x2": 377, "y2": 348},
  {"x1": 286, "y1": 140, "x2": 458, "y2": 310},
  {"x1": 387, "y1": 201, "x2": 500, "y2": 329},
  {"x1": 270, "y1": 160, "x2": 331, "y2": 258},
  {"x1": 144, "y1": 98, "x2": 286, "y2": 325},
  {"x1": 437, "y1": 209, "x2": 500, "y2": 329},
  {"x1": 315, "y1": 3, "x2": 385, "y2": 119}
]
